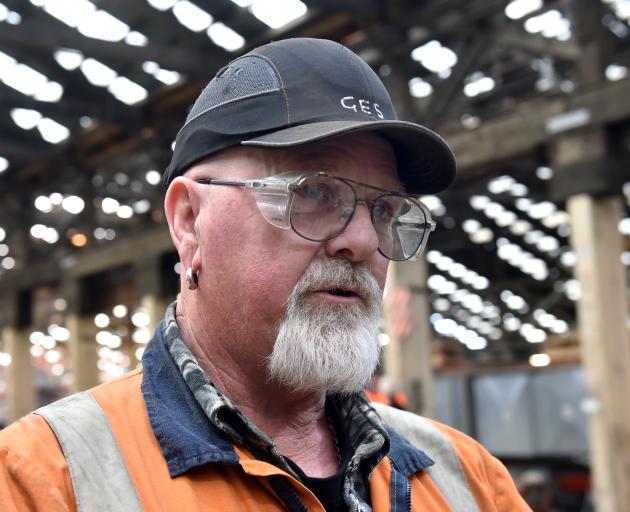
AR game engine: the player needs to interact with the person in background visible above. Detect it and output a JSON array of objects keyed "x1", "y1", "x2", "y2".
[{"x1": 0, "y1": 38, "x2": 530, "y2": 511}]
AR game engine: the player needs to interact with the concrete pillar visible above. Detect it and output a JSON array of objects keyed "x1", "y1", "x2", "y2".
[
  {"x1": 1, "y1": 293, "x2": 36, "y2": 422},
  {"x1": 384, "y1": 259, "x2": 434, "y2": 416},
  {"x1": 3, "y1": 325, "x2": 36, "y2": 422},
  {"x1": 64, "y1": 279, "x2": 99, "y2": 393},
  {"x1": 567, "y1": 193, "x2": 630, "y2": 512}
]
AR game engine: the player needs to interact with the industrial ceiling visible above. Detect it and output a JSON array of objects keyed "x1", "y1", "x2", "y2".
[{"x1": 0, "y1": 0, "x2": 629, "y2": 367}]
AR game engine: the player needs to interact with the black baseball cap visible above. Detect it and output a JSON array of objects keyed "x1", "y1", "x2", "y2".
[{"x1": 163, "y1": 38, "x2": 456, "y2": 194}]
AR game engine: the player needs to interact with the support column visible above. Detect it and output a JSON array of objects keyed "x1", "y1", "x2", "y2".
[
  {"x1": 65, "y1": 279, "x2": 99, "y2": 393},
  {"x1": 2, "y1": 292, "x2": 36, "y2": 422},
  {"x1": 567, "y1": 194, "x2": 630, "y2": 512},
  {"x1": 134, "y1": 255, "x2": 168, "y2": 334},
  {"x1": 384, "y1": 259, "x2": 434, "y2": 416}
]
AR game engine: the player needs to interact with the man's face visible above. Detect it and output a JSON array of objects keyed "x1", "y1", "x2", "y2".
[{"x1": 185, "y1": 132, "x2": 400, "y2": 390}]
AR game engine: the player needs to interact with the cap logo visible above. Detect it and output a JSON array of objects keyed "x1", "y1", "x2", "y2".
[{"x1": 340, "y1": 96, "x2": 384, "y2": 119}]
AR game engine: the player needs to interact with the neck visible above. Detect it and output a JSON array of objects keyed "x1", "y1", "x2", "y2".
[{"x1": 176, "y1": 300, "x2": 341, "y2": 477}]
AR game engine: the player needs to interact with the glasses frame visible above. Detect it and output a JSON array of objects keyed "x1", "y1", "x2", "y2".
[{"x1": 195, "y1": 172, "x2": 436, "y2": 261}]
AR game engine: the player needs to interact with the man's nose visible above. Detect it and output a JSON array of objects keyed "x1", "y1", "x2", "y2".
[{"x1": 323, "y1": 204, "x2": 380, "y2": 262}]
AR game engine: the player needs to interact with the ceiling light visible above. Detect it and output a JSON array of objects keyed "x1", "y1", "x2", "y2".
[
  {"x1": 470, "y1": 228, "x2": 494, "y2": 244},
  {"x1": 11, "y1": 108, "x2": 42, "y2": 130},
  {"x1": 112, "y1": 304, "x2": 128, "y2": 318},
  {"x1": 172, "y1": 0, "x2": 213, "y2": 32},
  {"x1": 469, "y1": 195, "x2": 490, "y2": 210},
  {"x1": 536, "y1": 166, "x2": 553, "y2": 180},
  {"x1": 154, "y1": 68, "x2": 181, "y2": 85},
  {"x1": 101, "y1": 197, "x2": 120, "y2": 214},
  {"x1": 116, "y1": 205, "x2": 134, "y2": 218},
  {"x1": 1, "y1": 257, "x2": 15, "y2": 270},
  {"x1": 3, "y1": 63, "x2": 48, "y2": 96},
  {"x1": 146, "y1": 0, "x2": 177, "y2": 10},
  {"x1": 411, "y1": 40, "x2": 458, "y2": 73},
  {"x1": 619, "y1": 217, "x2": 630, "y2": 235},
  {"x1": 108, "y1": 76, "x2": 148, "y2": 105},
  {"x1": 70, "y1": 233, "x2": 87, "y2": 247},
  {"x1": 464, "y1": 73, "x2": 495, "y2": 98},
  {"x1": 38, "y1": 117, "x2": 70, "y2": 143},
  {"x1": 40, "y1": 0, "x2": 96, "y2": 28},
  {"x1": 62, "y1": 195, "x2": 85, "y2": 214},
  {"x1": 409, "y1": 77, "x2": 433, "y2": 98},
  {"x1": 145, "y1": 170, "x2": 161, "y2": 185},
  {"x1": 34, "y1": 195, "x2": 53, "y2": 212},
  {"x1": 462, "y1": 219, "x2": 481, "y2": 233},
  {"x1": 125, "y1": 31, "x2": 148, "y2": 46},
  {"x1": 34, "y1": 81, "x2": 64, "y2": 102},
  {"x1": 94, "y1": 313, "x2": 110, "y2": 328},
  {"x1": 78, "y1": 9, "x2": 130, "y2": 41},
  {"x1": 248, "y1": 0, "x2": 307, "y2": 29},
  {"x1": 529, "y1": 353, "x2": 550, "y2": 367},
  {"x1": 81, "y1": 58, "x2": 117, "y2": 86},
  {"x1": 505, "y1": 0, "x2": 543, "y2": 20},
  {"x1": 0, "y1": 156, "x2": 8, "y2": 173},
  {"x1": 207, "y1": 22, "x2": 245, "y2": 51}
]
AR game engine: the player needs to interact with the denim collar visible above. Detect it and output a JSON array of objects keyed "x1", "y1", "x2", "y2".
[{"x1": 140, "y1": 312, "x2": 433, "y2": 480}]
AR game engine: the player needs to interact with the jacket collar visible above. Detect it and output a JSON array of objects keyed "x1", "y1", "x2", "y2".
[
  {"x1": 141, "y1": 313, "x2": 433, "y2": 479},
  {"x1": 140, "y1": 320, "x2": 239, "y2": 476}
]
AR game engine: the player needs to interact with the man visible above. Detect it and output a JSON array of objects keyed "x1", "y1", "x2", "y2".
[{"x1": 0, "y1": 38, "x2": 529, "y2": 511}]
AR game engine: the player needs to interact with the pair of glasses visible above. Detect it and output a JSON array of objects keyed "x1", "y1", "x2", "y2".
[{"x1": 195, "y1": 172, "x2": 436, "y2": 261}]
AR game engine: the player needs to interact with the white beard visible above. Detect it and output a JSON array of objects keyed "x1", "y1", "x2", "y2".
[{"x1": 266, "y1": 258, "x2": 382, "y2": 394}]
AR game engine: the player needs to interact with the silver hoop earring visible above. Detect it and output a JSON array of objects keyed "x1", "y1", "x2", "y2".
[{"x1": 186, "y1": 267, "x2": 199, "y2": 290}]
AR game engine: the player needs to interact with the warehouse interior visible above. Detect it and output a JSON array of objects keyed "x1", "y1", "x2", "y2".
[{"x1": 0, "y1": 0, "x2": 629, "y2": 510}]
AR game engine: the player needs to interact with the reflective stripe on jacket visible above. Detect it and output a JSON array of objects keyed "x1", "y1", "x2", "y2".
[{"x1": 0, "y1": 321, "x2": 530, "y2": 511}]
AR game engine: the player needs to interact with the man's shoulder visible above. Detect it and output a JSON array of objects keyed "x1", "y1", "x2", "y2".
[{"x1": 371, "y1": 402, "x2": 487, "y2": 459}]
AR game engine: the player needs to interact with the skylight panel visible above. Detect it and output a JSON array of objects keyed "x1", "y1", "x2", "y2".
[
  {"x1": 3, "y1": 63, "x2": 48, "y2": 96},
  {"x1": 34, "y1": 81, "x2": 64, "y2": 102},
  {"x1": 411, "y1": 40, "x2": 458, "y2": 74},
  {"x1": 504, "y1": 0, "x2": 542, "y2": 20},
  {"x1": 0, "y1": 51, "x2": 16, "y2": 79},
  {"x1": 207, "y1": 22, "x2": 245, "y2": 51},
  {"x1": 54, "y1": 49, "x2": 84, "y2": 70},
  {"x1": 11, "y1": 108, "x2": 42, "y2": 130},
  {"x1": 125, "y1": 31, "x2": 149, "y2": 46},
  {"x1": 0, "y1": 3, "x2": 8, "y2": 21},
  {"x1": 143, "y1": 61, "x2": 181, "y2": 85},
  {"x1": 38, "y1": 117, "x2": 70, "y2": 143},
  {"x1": 0, "y1": 156, "x2": 8, "y2": 174},
  {"x1": 0, "y1": 56, "x2": 63, "y2": 102},
  {"x1": 248, "y1": 0, "x2": 307, "y2": 29},
  {"x1": 81, "y1": 58, "x2": 117, "y2": 87},
  {"x1": 172, "y1": 1, "x2": 213, "y2": 32},
  {"x1": 146, "y1": 0, "x2": 177, "y2": 11},
  {"x1": 108, "y1": 76, "x2": 148, "y2": 105},
  {"x1": 605, "y1": 63, "x2": 628, "y2": 81},
  {"x1": 463, "y1": 72, "x2": 495, "y2": 97},
  {"x1": 42, "y1": 0, "x2": 95, "y2": 27},
  {"x1": 78, "y1": 9, "x2": 130, "y2": 41},
  {"x1": 408, "y1": 77, "x2": 433, "y2": 98}
]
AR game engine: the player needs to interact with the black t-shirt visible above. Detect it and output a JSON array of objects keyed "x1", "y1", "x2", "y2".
[{"x1": 285, "y1": 401, "x2": 351, "y2": 512}]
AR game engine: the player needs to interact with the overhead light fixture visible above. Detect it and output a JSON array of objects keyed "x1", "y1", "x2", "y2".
[
  {"x1": 172, "y1": 0, "x2": 213, "y2": 32},
  {"x1": 207, "y1": 22, "x2": 245, "y2": 51},
  {"x1": 248, "y1": 0, "x2": 307, "y2": 29}
]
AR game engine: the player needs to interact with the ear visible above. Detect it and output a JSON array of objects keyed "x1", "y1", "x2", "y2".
[{"x1": 164, "y1": 177, "x2": 201, "y2": 269}]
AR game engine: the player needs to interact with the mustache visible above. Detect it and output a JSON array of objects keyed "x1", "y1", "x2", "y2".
[{"x1": 291, "y1": 258, "x2": 382, "y2": 308}]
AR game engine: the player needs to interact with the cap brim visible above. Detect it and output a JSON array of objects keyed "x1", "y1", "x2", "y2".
[{"x1": 241, "y1": 120, "x2": 456, "y2": 194}]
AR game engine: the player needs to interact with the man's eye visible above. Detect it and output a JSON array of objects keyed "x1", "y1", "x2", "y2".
[{"x1": 373, "y1": 203, "x2": 393, "y2": 221}]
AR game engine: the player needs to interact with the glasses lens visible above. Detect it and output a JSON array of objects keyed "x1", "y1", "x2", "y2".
[
  {"x1": 372, "y1": 196, "x2": 429, "y2": 260},
  {"x1": 290, "y1": 175, "x2": 355, "y2": 241}
]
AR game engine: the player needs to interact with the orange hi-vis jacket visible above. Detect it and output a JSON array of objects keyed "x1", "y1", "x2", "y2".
[{"x1": 0, "y1": 323, "x2": 530, "y2": 511}]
